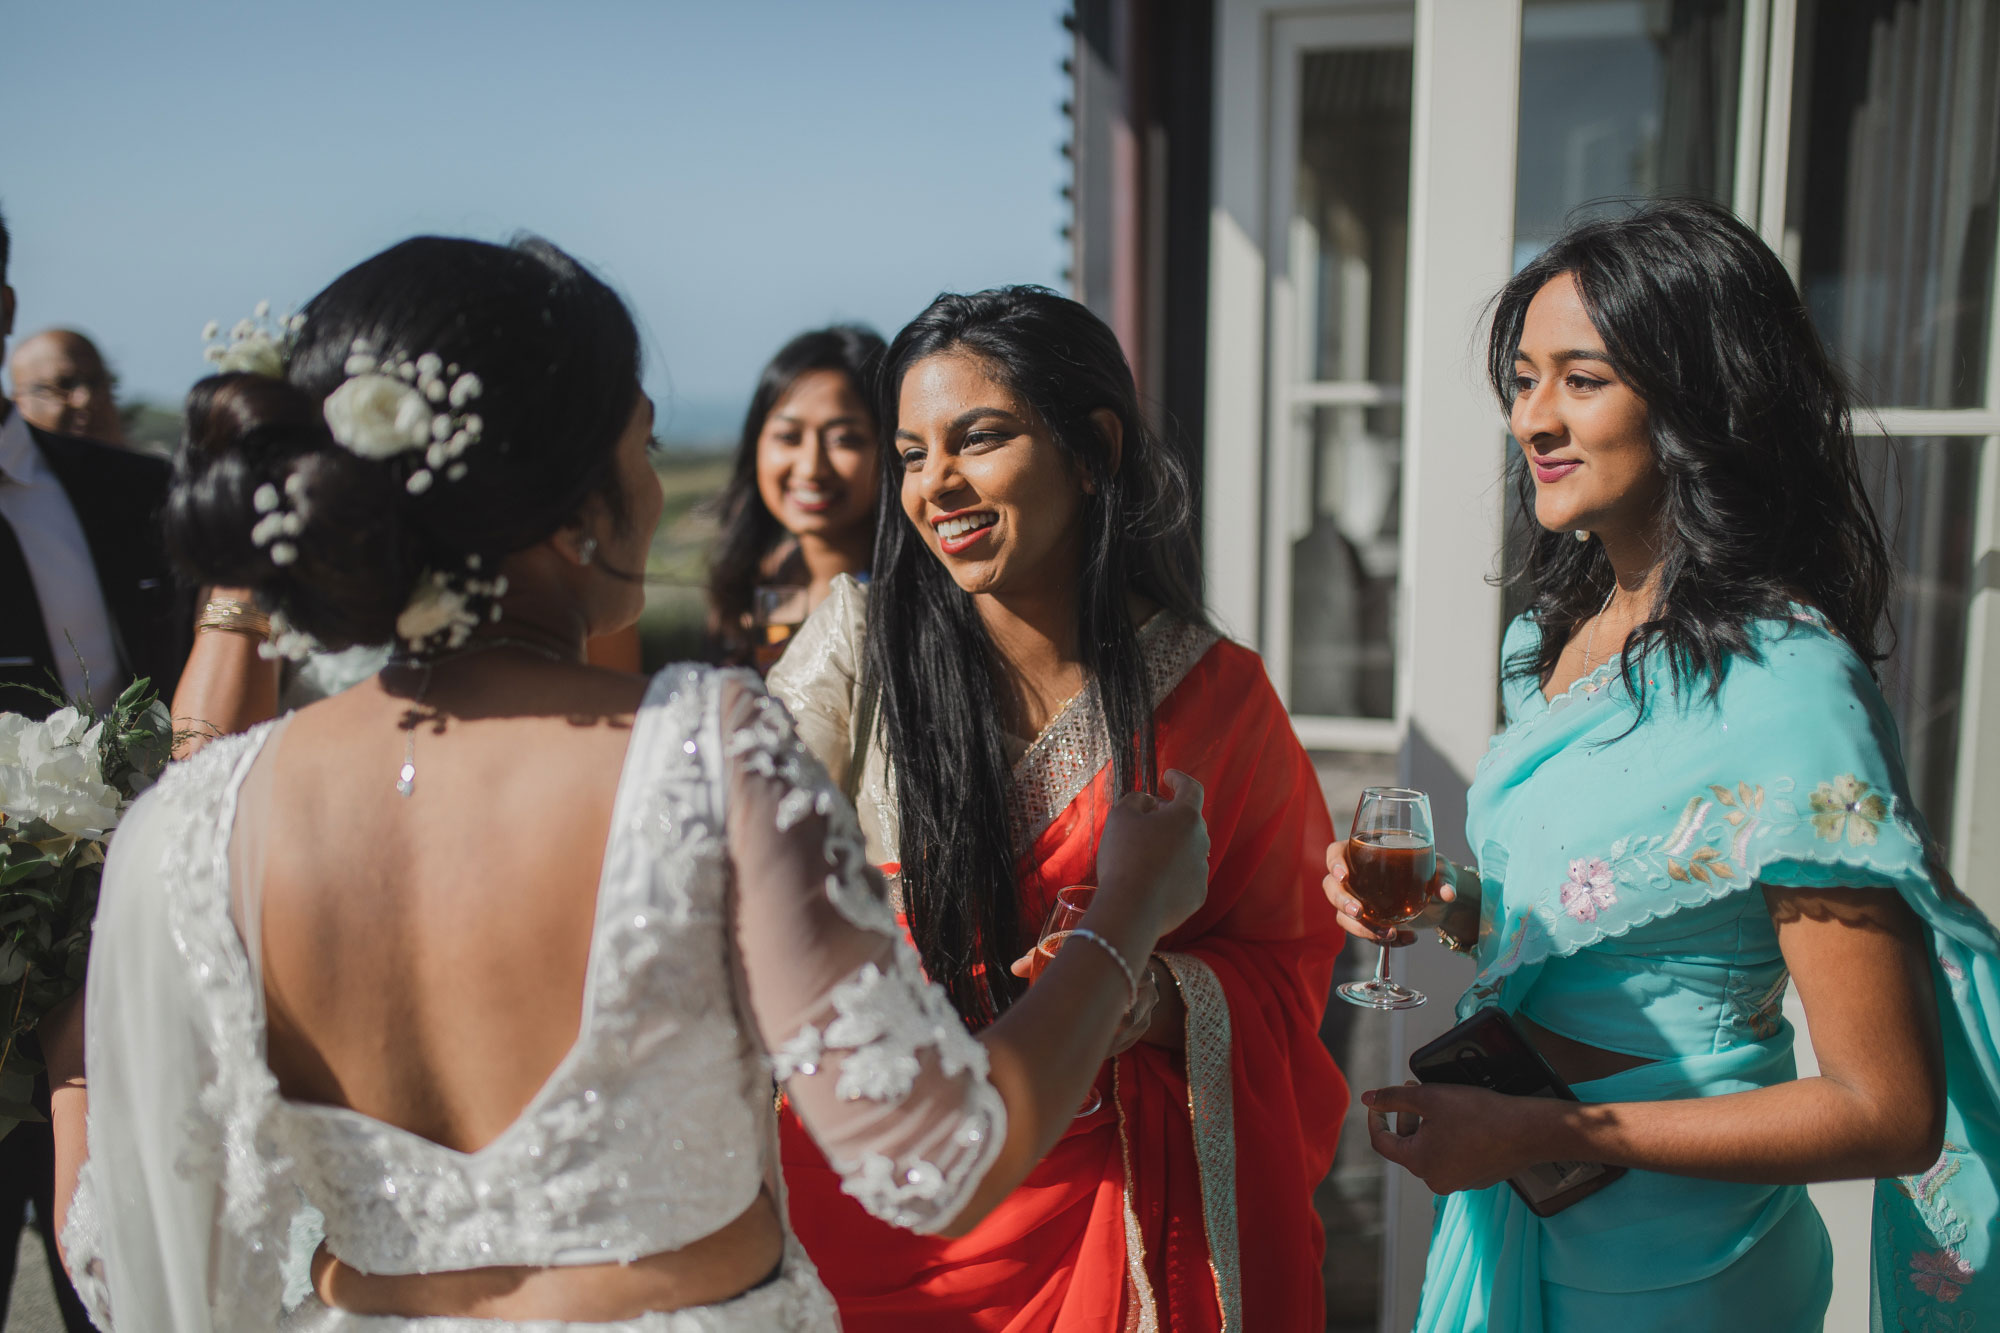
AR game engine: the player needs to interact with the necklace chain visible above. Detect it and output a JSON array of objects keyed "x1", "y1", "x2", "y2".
[
  {"x1": 1578, "y1": 585, "x2": 1619, "y2": 672},
  {"x1": 390, "y1": 637, "x2": 577, "y2": 798}
]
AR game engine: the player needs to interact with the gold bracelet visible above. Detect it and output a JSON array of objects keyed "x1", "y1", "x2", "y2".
[
  {"x1": 196, "y1": 598, "x2": 271, "y2": 640},
  {"x1": 1438, "y1": 923, "x2": 1478, "y2": 955}
]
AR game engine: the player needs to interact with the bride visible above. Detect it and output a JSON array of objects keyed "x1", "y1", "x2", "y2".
[{"x1": 40, "y1": 235, "x2": 1210, "y2": 1330}]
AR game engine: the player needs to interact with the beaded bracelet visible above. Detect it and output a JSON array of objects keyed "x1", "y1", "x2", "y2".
[
  {"x1": 196, "y1": 597, "x2": 272, "y2": 640},
  {"x1": 1066, "y1": 928, "x2": 1141, "y2": 1008}
]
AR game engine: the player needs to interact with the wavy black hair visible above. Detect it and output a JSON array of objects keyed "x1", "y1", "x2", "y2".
[
  {"x1": 707, "y1": 325, "x2": 885, "y2": 664},
  {"x1": 1491, "y1": 198, "x2": 1892, "y2": 713},
  {"x1": 167, "y1": 236, "x2": 641, "y2": 648},
  {"x1": 864, "y1": 285, "x2": 1207, "y2": 1024}
]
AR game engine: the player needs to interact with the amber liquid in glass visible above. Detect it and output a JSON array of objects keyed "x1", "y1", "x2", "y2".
[
  {"x1": 1026, "y1": 931, "x2": 1069, "y2": 984},
  {"x1": 752, "y1": 622, "x2": 797, "y2": 673},
  {"x1": 1347, "y1": 832, "x2": 1435, "y2": 930}
]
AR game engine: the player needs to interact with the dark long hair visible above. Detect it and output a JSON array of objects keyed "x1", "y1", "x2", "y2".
[
  {"x1": 167, "y1": 236, "x2": 640, "y2": 647},
  {"x1": 707, "y1": 325, "x2": 885, "y2": 663},
  {"x1": 865, "y1": 286, "x2": 1207, "y2": 1024},
  {"x1": 1490, "y1": 198, "x2": 1892, "y2": 714}
]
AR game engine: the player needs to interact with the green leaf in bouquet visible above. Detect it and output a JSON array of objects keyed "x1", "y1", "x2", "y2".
[
  {"x1": 112, "y1": 675, "x2": 152, "y2": 714},
  {"x1": 0, "y1": 853, "x2": 55, "y2": 887}
]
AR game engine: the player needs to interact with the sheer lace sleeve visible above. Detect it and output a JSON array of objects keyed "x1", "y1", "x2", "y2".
[
  {"x1": 721, "y1": 675, "x2": 1005, "y2": 1234},
  {"x1": 57, "y1": 1158, "x2": 112, "y2": 1329}
]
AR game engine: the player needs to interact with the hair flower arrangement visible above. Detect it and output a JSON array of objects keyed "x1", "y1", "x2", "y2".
[
  {"x1": 201, "y1": 300, "x2": 304, "y2": 378},
  {"x1": 248, "y1": 472, "x2": 309, "y2": 566},
  {"x1": 260, "y1": 607, "x2": 322, "y2": 662},
  {"x1": 396, "y1": 568, "x2": 510, "y2": 653},
  {"x1": 324, "y1": 338, "x2": 484, "y2": 492}
]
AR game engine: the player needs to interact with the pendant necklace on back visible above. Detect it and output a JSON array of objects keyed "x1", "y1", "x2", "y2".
[{"x1": 386, "y1": 638, "x2": 571, "y2": 797}]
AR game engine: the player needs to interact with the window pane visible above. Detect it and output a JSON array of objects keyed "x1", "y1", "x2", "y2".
[
  {"x1": 1295, "y1": 47, "x2": 1411, "y2": 385},
  {"x1": 1515, "y1": 0, "x2": 1744, "y2": 268},
  {"x1": 1787, "y1": 1, "x2": 2000, "y2": 408},
  {"x1": 1291, "y1": 404, "x2": 1402, "y2": 719},
  {"x1": 1289, "y1": 43, "x2": 1411, "y2": 722},
  {"x1": 1863, "y1": 437, "x2": 1981, "y2": 849}
]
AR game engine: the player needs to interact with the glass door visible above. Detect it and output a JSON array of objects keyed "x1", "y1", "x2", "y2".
[
  {"x1": 1266, "y1": 9, "x2": 1415, "y2": 752},
  {"x1": 1775, "y1": 0, "x2": 2000, "y2": 889}
]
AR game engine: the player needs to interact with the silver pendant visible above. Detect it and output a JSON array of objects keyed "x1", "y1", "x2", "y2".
[{"x1": 398, "y1": 727, "x2": 417, "y2": 798}]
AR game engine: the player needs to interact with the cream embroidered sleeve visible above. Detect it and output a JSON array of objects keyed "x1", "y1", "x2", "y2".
[{"x1": 722, "y1": 677, "x2": 1005, "y2": 1234}]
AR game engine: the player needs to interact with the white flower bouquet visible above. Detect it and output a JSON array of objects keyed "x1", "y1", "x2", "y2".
[{"x1": 0, "y1": 679, "x2": 172, "y2": 1140}]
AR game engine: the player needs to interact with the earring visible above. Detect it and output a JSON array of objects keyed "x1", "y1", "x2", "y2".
[
  {"x1": 1573, "y1": 529, "x2": 1591, "y2": 543},
  {"x1": 579, "y1": 536, "x2": 598, "y2": 566}
]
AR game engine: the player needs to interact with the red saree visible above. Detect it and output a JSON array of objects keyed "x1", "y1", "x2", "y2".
[{"x1": 779, "y1": 626, "x2": 1347, "y2": 1331}]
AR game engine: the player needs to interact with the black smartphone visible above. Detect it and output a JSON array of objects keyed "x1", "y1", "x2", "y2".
[{"x1": 1407, "y1": 1006, "x2": 1625, "y2": 1217}]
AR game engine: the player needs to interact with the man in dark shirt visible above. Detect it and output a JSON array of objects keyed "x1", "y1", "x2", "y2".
[{"x1": 0, "y1": 198, "x2": 188, "y2": 1333}]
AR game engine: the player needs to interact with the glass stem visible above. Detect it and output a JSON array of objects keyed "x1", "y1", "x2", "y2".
[{"x1": 1373, "y1": 942, "x2": 1393, "y2": 990}]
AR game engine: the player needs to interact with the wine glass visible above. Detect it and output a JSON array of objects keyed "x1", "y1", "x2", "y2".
[
  {"x1": 751, "y1": 586, "x2": 808, "y2": 672},
  {"x1": 1029, "y1": 885, "x2": 1104, "y2": 1115},
  {"x1": 1335, "y1": 787, "x2": 1434, "y2": 1011},
  {"x1": 1042, "y1": 884, "x2": 1093, "y2": 937}
]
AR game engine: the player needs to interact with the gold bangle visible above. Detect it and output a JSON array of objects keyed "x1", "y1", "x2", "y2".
[{"x1": 196, "y1": 598, "x2": 271, "y2": 640}]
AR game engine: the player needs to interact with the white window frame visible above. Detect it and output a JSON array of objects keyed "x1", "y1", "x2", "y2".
[
  {"x1": 1208, "y1": 3, "x2": 1996, "y2": 1329},
  {"x1": 1209, "y1": 4, "x2": 1519, "y2": 1329},
  {"x1": 1746, "y1": 0, "x2": 2000, "y2": 915},
  {"x1": 1260, "y1": 7, "x2": 1414, "y2": 754}
]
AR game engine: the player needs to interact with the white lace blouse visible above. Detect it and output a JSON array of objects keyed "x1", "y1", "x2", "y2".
[{"x1": 62, "y1": 666, "x2": 1005, "y2": 1331}]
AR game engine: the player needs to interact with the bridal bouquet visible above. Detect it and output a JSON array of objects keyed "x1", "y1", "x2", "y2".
[{"x1": 0, "y1": 679, "x2": 173, "y2": 1141}]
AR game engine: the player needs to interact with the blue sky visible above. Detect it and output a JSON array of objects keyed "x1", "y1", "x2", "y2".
[{"x1": 0, "y1": 1, "x2": 1069, "y2": 442}]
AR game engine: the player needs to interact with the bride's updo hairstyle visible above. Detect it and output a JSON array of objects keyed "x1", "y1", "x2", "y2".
[{"x1": 167, "y1": 236, "x2": 641, "y2": 650}]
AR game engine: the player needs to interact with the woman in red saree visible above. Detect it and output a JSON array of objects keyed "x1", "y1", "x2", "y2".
[{"x1": 768, "y1": 285, "x2": 1346, "y2": 1330}]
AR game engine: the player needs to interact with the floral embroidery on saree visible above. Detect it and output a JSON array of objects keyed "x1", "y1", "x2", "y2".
[
  {"x1": 1891, "y1": 1148, "x2": 1979, "y2": 1331},
  {"x1": 1563, "y1": 773, "x2": 1913, "y2": 932},
  {"x1": 1559, "y1": 858, "x2": 1616, "y2": 921},
  {"x1": 1808, "y1": 774, "x2": 1889, "y2": 845},
  {"x1": 1722, "y1": 969, "x2": 1789, "y2": 1040}
]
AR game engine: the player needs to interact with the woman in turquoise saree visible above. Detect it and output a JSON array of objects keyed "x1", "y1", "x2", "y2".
[{"x1": 1327, "y1": 199, "x2": 1999, "y2": 1330}]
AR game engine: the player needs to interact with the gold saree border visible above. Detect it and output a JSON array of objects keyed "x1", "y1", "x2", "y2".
[
  {"x1": 1159, "y1": 952, "x2": 1241, "y2": 1332},
  {"x1": 1006, "y1": 617, "x2": 1220, "y2": 859},
  {"x1": 1112, "y1": 1060, "x2": 1160, "y2": 1333}
]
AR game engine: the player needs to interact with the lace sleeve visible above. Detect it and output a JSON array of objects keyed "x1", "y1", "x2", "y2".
[
  {"x1": 58, "y1": 1158, "x2": 113, "y2": 1330},
  {"x1": 721, "y1": 676, "x2": 1005, "y2": 1234}
]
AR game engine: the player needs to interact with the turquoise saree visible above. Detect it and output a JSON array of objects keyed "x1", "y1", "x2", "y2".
[{"x1": 1418, "y1": 609, "x2": 2000, "y2": 1332}]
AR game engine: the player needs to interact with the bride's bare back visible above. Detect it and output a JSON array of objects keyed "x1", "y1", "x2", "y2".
[{"x1": 252, "y1": 658, "x2": 644, "y2": 1153}]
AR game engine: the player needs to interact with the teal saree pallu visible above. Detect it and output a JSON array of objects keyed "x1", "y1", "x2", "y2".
[{"x1": 1418, "y1": 609, "x2": 2000, "y2": 1332}]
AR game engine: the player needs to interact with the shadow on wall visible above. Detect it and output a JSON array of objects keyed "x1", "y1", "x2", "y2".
[{"x1": 1403, "y1": 721, "x2": 1473, "y2": 864}]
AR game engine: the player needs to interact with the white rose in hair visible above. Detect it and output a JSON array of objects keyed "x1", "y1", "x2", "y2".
[
  {"x1": 396, "y1": 573, "x2": 478, "y2": 649},
  {"x1": 324, "y1": 374, "x2": 434, "y2": 459},
  {"x1": 217, "y1": 332, "x2": 286, "y2": 379},
  {"x1": 0, "y1": 708, "x2": 125, "y2": 839}
]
